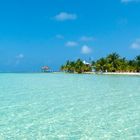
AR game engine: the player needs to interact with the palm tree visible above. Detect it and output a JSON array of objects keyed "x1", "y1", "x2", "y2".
[
  {"x1": 95, "y1": 58, "x2": 108, "y2": 72},
  {"x1": 106, "y1": 53, "x2": 120, "y2": 72},
  {"x1": 117, "y1": 58, "x2": 128, "y2": 72},
  {"x1": 60, "y1": 59, "x2": 92, "y2": 73},
  {"x1": 60, "y1": 53, "x2": 140, "y2": 73},
  {"x1": 135, "y1": 55, "x2": 140, "y2": 72},
  {"x1": 69, "y1": 61, "x2": 75, "y2": 73},
  {"x1": 75, "y1": 59, "x2": 84, "y2": 73}
]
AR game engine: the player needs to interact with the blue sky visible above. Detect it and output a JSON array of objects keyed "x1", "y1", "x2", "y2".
[{"x1": 0, "y1": 0, "x2": 140, "y2": 72}]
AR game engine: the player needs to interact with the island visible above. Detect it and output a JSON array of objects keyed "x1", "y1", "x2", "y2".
[{"x1": 60, "y1": 53, "x2": 140, "y2": 74}]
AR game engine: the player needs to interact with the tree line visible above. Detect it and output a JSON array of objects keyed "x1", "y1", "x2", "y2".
[{"x1": 60, "y1": 53, "x2": 140, "y2": 73}]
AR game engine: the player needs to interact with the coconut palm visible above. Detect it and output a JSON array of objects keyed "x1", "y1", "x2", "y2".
[
  {"x1": 135, "y1": 55, "x2": 140, "y2": 72},
  {"x1": 60, "y1": 53, "x2": 140, "y2": 73},
  {"x1": 95, "y1": 58, "x2": 108, "y2": 72},
  {"x1": 106, "y1": 53, "x2": 120, "y2": 72}
]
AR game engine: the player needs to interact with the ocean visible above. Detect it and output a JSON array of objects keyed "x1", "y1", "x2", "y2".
[{"x1": 0, "y1": 73, "x2": 140, "y2": 139}]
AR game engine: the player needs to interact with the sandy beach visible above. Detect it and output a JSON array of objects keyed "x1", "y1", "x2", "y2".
[{"x1": 84, "y1": 72, "x2": 140, "y2": 76}]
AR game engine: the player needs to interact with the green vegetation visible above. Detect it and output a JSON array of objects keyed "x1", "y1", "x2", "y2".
[
  {"x1": 60, "y1": 59, "x2": 91, "y2": 73},
  {"x1": 60, "y1": 53, "x2": 140, "y2": 73}
]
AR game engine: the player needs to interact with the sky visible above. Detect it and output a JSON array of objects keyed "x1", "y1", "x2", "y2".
[{"x1": 0, "y1": 0, "x2": 140, "y2": 72}]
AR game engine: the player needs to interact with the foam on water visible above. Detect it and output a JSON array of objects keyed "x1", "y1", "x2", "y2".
[{"x1": 0, "y1": 73, "x2": 140, "y2": 139}]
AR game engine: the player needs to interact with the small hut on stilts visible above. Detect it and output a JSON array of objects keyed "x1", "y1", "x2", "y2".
[{"x1": 41, "y1": 66, "x2": 51, "y2": 73}]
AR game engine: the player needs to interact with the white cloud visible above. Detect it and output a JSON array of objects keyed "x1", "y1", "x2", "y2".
[
  {"x1": 54, "y1": 12, "x2": 77, "y2": 21},
  {"x1": 80, "y1": 36, "x2": 95, "y2": 42},
  {"x1": 131, "y1": 39, "x2": 140, "y2": 50},
  {"x1": 121, "y1": 0, "x2": 140, "y2": 3},
  {"x1": 66, "y1": 41, "x2": 78, "y2": 47},
  {"x1": 81, "y1": 45, "x2": 92, "y2": 54}
]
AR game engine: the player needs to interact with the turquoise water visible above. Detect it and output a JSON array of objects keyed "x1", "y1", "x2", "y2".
[{"x1": 0, "y1": 73, "x2": 140, "y2": 140}]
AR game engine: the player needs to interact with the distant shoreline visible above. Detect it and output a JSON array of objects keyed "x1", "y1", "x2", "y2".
[
  {"x1": 0, "y1": 72, "x2": 140, "y2": 76},
  {"x1": 51, "y1": 71, "x2": 140, "y2": 76},
  {"x1": 83, "y1": 72, "x2": 140, "y2": 76}
]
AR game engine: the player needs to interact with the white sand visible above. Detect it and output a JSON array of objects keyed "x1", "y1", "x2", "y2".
[
  {"x1": 84, "y1": 72, "x2": 140, "y2": 76},
  {"x1": 102, "y1": 72, "x2": 140, "y2": 76}
]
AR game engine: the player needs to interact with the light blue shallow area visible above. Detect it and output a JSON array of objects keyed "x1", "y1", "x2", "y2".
[{"x1": 0, "y1": 73, "x2": 140, "y2": 140}]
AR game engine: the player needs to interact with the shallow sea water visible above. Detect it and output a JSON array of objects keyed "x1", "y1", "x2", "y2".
[{"x1": 0, "y1": 73, "x2": 140, "y2": 140}]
